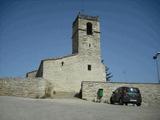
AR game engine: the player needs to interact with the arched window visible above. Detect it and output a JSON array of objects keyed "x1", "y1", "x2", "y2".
[{"x1": 87, "y1": 22, "x2": 93, "y2": 35}]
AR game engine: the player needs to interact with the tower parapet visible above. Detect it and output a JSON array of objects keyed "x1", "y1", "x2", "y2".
[{"x1": 72, "y1": 13, "x2": 101, "y2": 61}]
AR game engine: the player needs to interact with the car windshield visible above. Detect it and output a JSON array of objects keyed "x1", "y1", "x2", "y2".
[{"x1": 126, "y1": 88, "x2": 139, "y2": 93}]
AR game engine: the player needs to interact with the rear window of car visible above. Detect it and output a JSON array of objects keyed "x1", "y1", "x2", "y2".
[{"x1": 126, "y1": 88, "x2": 139, "y2": 93}]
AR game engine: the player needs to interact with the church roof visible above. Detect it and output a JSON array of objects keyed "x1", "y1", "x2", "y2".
[
  {"x1": 26, "y1": 70, "x2": 37, "y2": 74},
  {"x1": 42, "y1": 53, "x2": 78, "y2": 62}
]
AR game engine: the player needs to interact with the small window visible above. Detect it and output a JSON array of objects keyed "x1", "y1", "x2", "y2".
[
  {"x1": 88, "y1": 65, "x2": 91, "y2": 71},
  {"x1": 61, "y1": 61, "x2": 64, "y2": 66},
  {"x1": 87, "y1": 22, "x2": 93, "y2": 35}
]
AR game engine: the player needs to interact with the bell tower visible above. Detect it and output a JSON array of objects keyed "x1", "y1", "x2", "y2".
[{"x1": 72, "y1": 14, "x2": 101, "y2": 61}]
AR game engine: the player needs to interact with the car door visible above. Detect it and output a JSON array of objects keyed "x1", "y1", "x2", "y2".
[
  {"x1": 111, "y1": 89, "x2": 117, "y2": 102},
  {"x1": 114, "y1": 89, "x2": 120, "y2": 102},
  {"x1": 116, "y1": 88, "x2": 124, "y2": 102}
]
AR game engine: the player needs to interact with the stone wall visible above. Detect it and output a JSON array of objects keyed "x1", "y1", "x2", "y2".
[
  {"x1": 81, "y1": 81, "x2": 160, "y2": 106},
  {"x1": 27, "y1": 14, "x2": 106, "y2": 93},
  {"x1": 0, "y1": 78, "x2": 46, "y2": 98},
  {"x1": 26, "y1": 70, "x2": 37, "y2": 78},
  {"x1": 42, "y1": 54, "x2": 106, "y2": 93}
]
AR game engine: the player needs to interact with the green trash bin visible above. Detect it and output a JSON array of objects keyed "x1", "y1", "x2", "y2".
[{"x1": 98, "y1": 89, "x2": 103, "y2": 97}]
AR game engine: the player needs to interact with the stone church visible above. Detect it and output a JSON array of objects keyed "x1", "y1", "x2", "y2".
[
  {"x1": 1, "y1": 14, "x2": 159, "y2": 105},
  {"x1": 26, "y1": 14, "x2": 106, "y2": 93}
]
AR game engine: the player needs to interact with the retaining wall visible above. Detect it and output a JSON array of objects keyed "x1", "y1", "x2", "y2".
[
  {"x1": 0, "y1": 78, "x2": 46, "y2": 98},
  {"x1": 81, "y1": 81, "x2": 160, "y2": 106}
]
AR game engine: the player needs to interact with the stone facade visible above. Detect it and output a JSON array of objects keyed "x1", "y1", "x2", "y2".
[
  {"x1": 42, "y1": 54, "x2": 105, "y2": 93},
  {"x1": 81, "y1": 81, "x2": 160, "y2": 106},
  {"x1": 26, "y1": 14, "x2": 106, "y2": 93},
  {"x1": 2, "y1": 13, "x2": 159, "y2": 105},
  {"x1": 0, "y1": 78, "x2": 46, "y2": 98},
  {"x1": 0, "y1": 14, "x2": 106, "y2": 98},
  {"x1": 26, "y1": 70, "x2": 37, "y2": 78}
]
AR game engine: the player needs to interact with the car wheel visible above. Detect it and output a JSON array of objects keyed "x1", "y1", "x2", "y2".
[
  {"x1": 136, "y1": 103, "x2": 141, "y2": 106},
  {"x1": 119, "y1": 98, "x2": 124, "y2": 105},
  {"x1": 125, "y1": 103, "x2": 128, "y2": 106}
]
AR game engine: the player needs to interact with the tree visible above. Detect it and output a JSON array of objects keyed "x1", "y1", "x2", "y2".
[{"x1": 105, "y1": 66, "x2": 113, "y2": 81}]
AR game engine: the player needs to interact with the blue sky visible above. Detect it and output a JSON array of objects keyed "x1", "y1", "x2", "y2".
[{"x1": 0, "y1": 0, "x2": 160, "y2": 83}]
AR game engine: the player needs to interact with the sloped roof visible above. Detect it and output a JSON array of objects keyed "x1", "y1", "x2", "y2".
[{"x1": 42, "y1": 53, "x2": 78, "y2": 62}]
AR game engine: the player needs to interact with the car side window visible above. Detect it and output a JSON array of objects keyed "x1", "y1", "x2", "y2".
[
  {"x1": 119, "y1": 88, "x2": 122, "y2": 93},
  {"x1": 115, "y1": 89, "x2": 119, "y2": 94},
  {"x1": 124, "y1": 88, "x2": 127, "y2": 93}
]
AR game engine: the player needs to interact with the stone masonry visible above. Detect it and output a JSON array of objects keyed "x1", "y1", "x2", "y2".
[
  {"x1": 1, "y1": 13, "x2": 159, "y2": 106},
  {"x1": 0, "y1": 78, "x2": 45, "y2": 98},
  {"x1": 26, "y1": 14, "x2": 106, "y2": 93},
  {"x1": 81, "y1": 81, "x2": 160, "y2": 106},
  {"x1": 26, "y1": 70, "x2": 38, "y2": 78}
]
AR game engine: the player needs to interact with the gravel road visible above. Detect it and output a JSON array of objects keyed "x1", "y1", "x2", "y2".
[{"x1": 0, "y1": 96, "x2": 159, "y2": 120}]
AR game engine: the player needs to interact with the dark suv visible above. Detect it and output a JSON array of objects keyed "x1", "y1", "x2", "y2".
[{"x1": 110, "y1": 87, "x2": 142, "y2": 106}]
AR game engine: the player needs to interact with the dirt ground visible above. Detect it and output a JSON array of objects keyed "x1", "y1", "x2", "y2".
[{"x1": 0, "y1": 96, "x2": 160, "y2": 120}]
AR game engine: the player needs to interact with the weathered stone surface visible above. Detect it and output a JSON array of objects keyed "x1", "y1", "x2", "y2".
[
  {"x1": 81, "y1": 81, "x2": 160, "y2": 106},
  {"x1": 0, "y1": 78, "x2": 46, "y2": 98},
  {"x1": 41, "y1": 54, "x2": 105, "y2": 93},
  {"x1": 0, "y1": 78, "x2": 77, "y2": 98},
  {"x1": 31, "y1": 14, "x2": 106, "y2": 93},
  {"x1": 26, "y1": 70, "x2": 37, "y2": 78}
]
